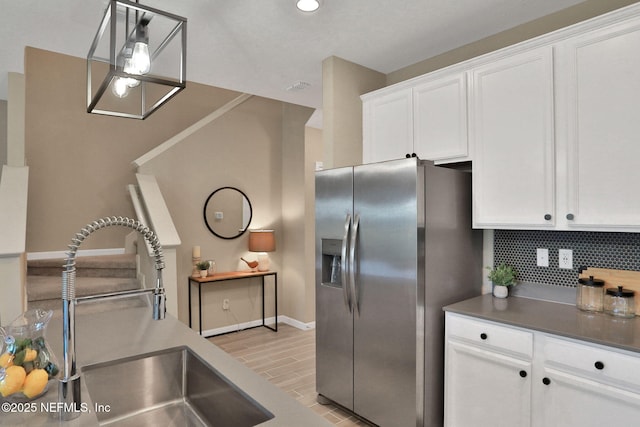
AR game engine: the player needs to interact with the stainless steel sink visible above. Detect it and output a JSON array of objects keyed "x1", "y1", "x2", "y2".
[{"x1": 82, "y1": 346, "x2": 274, "y2": 426}]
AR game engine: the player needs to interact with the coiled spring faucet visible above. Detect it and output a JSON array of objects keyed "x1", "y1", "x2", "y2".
[{"x1": 58, "y1": 216, "x2": 166, "y2": 420}]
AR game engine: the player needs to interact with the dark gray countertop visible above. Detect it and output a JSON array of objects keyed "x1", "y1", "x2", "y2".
[
  {"x1": 444, "y1": 294, "x2": 640, "y2": 354},
  {"x1": 0, "y1": 307, "x2": 331, "y2": 426}
]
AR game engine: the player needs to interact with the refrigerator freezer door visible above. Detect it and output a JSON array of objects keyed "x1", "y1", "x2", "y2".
[
  {"x1": 353, "y1": 158, "x2": 423, "y2": 427},
  {"x1": 315, "y1": 166, "x2": 355, "y2": 409}
]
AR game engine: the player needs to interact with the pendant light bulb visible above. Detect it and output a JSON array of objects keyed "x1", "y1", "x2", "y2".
[
  {"x1": 123, "y1": 57, "x2": 141, "y2": 87},
  {"x1": 131, "y1": 41, "x2": 151, "y2": 75},
  {"x1": 112, "y1": 77, "x2": 130, "y2": 98}
]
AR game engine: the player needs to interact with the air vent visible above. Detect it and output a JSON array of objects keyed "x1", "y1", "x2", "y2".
[{"x1": 286, "y1": 81, "x2": 311, "y2": 91}]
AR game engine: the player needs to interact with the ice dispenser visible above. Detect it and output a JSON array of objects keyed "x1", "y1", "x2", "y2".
[{"x1": 321, "y1": 238, "x2": 343, "y2": 287}]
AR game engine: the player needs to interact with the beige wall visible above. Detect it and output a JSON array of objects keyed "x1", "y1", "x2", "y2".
[
  {"x1": 23, "y1": 47, "x2": 313, "y2": 329},
  {"x1": 0, "y1": 100, "x2": 6, "y2": 166},
  {"x1": 387, "y1": 0, "x2": 640, "y2": 84},
  {"x1": 7, "y1": 73, "x2": 25, "y2": 167},
  {"x1": 322, "y1": 56, "x2": 385, "y2": 168},
  {"x1": 24, "y1": 47, "x2": 242, "y2": 252},
  {"x1": 281, "y1": 104, "x2": 315, "y2": 323},
  {"x1": 137, "y1": 95, "x2": 285, "y2": 325},
  {"x1": 304, "y1": 126, "x2": 323, "y2": 323}
]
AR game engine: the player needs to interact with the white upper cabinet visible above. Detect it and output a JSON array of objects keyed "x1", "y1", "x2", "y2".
[
  {"x1": 413, "y1": 72, "x2": 468, "y2": 161},
  {"x1": 361, "y1": 3, "x2": 640, "y2": 231},
  {"x1": 471, "y1": 46, "x2": 555, "y2": 228},
  {"x1": 362, "y1": 88, "x2": 413, "y2": 164},
  {"x1": 556, "y1": 17, "x2": 640, "y2": 230},
  {"x1": 362, "y1": 72, "x2": 469, "y2": 165}
]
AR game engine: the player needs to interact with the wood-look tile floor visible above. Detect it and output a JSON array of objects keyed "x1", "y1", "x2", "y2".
[{"x1": 209, "y1": 324, "x2": 371, "y2": 426}]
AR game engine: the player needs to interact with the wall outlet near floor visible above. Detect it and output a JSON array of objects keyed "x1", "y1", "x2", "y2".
[
  {"x1": 559, "y1": 249, "x2": 573, "y2": 269},
  {"x1": 223, "y1": 299, "x2": 230, "y2": 310},
  {"x1": 536, "y1": 248, "x2": 549, "y2": 267}
]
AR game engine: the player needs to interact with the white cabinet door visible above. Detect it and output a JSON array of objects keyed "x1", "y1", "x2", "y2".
[
  {"x1": 413, "y1": 72, "x2": 468, "y2": 162},
  {"x1": 471, "y1": 46, "x2": 555, "y2": 228},
  {"x1": 535, "y1": 367, "x2": 640, "y2": 427},
  {"x1": 559, "y1": 18, "x2": 640, "y2": 230},
  {"x1": 362, "y1": 88, "x2": 413, "y2": 164},
  {"x1": 445, "y1": 340, "x2": 532, "y2": 427}
]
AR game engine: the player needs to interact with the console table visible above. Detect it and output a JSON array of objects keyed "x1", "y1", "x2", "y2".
[{"x1": 188, "y1": 270, "x2": 277, "y2": 338}]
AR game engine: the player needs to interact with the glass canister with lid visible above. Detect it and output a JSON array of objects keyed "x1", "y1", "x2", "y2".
[
  {"x1": 576, "y1": 275, "x2": 605, "y2": 312},
  {"x1": 604, "y1": 286, "x2": 636, "y2": 318}
]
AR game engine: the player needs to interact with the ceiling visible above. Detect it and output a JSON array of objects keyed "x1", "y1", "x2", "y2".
[{"x1": 1, "y1": 0, "x2": 588, "y2": 109}]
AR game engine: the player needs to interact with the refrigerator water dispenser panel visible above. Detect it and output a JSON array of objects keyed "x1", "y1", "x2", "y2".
[{"x1": 321, "y1": 238, "x2": 343, "y2": 287}]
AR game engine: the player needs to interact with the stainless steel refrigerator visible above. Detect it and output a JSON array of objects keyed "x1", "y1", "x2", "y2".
[{"x1": 315, "y1": 158, "x2": 481, "y2": 427}]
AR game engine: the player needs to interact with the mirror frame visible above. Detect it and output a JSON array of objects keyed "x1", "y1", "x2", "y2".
[{"x1": 203, "y1": 187, "x2": 253, "y2": 240}]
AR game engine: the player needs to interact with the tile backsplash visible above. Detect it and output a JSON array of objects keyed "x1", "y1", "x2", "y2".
[{"x1": 493, "y1": 230, "x2": 640, "y2": 288}]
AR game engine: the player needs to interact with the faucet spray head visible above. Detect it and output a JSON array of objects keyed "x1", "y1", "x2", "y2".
[{"x1": 153, "y1": 270, "x2": 166, "y2": 320}]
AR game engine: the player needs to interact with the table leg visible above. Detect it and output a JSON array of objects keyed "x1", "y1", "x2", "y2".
[
  {"x1": 188, "y1": 278, "x2": 192, "y2": 329},
  {"x1": 274, "y1": 273, "x2": 278, "y2": 332},
  {"x1": 261, "y1": 276, "x2": 266, "y2": 328},
  {"x1": 262, "y1": 273, "x2": 277, "y2": 332},
  {"x1": 199, "y1": 283, "x2": 203, "y2": 336}
]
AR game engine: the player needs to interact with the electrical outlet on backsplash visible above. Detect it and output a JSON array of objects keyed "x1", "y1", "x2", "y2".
[{"x1": 493, "y1": 230, "x2": 640, "y2": 290}]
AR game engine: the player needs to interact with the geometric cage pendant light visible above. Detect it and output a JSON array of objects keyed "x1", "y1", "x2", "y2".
[{"x1": 87, "y1": 0, "x2": 187, "y2": 119}]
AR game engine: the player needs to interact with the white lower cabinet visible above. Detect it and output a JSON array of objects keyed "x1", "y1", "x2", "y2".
[
  {"x1": 533, "y1": 335, "x2": 640, "y2": 427},
  {"x1": 445, "y1": 313, "x2": 533, "y2": 427},
  {"x1": 535, "y1": 366, "x2": 640, "y2": 427},
  {"x1": 445, "y1": 341, "x2": 532, "y2": 427},
  {"x1": 445, "y1": 313, "x2": 640, "y2": 427}
]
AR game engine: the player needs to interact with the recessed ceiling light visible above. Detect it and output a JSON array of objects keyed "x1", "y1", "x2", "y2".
[{"x1": 296, "y1": 0, "x2": 320, "y2": 13}]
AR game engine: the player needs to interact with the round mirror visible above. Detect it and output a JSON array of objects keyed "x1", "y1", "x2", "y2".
[{"x1": 203, "y1": 187, "x2": 252, "y2": 239}]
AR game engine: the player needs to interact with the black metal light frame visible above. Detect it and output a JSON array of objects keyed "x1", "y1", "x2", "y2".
[{"x1": 87, "y1": 0, "x2": 187, "y2": 119}]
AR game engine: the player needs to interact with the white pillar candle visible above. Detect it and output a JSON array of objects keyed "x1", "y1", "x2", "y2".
[{"x1": 192, "y1": 246, "x2": 201, "y2": 258}]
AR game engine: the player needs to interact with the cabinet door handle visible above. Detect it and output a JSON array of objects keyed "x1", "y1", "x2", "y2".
[
  {"x1": 411, "y1": 153, "x2": 417, "y2": 158},
  {"x1": 542, "y1": 377, "x2": 551, "y2": 385},
  {"x1": 594, "y1": 361, "x2": 605, "y2": 370},
  {"x1": 519, "y1": 370, "x2": 527, "y2": 378},
  {"x1": 405, "y1": 153, "x2": 411, "y2": 158},
  {"x1": 480, "y1": 333, "x2": 488, "y2": 340},
  {"x1": 544, "y1": 214, "x2": 552, "y2": 221},
  {"x1": 566, "y1": 213, "x2": 575, "y2": 220}
]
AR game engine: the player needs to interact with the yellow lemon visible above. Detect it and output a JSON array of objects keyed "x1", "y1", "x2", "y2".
[
  {"x1": 0, "y1": 365, "x2": 27, "y2": 397},
  {"x1": 23, "y1": 348, "x2": 38, "y2": 363},
  {"x1": 22, "y1": 368, "x2": 49, "y2": 398},
  {"x1": 0, "y1": 352, "x2": 13, "y2": 368}
]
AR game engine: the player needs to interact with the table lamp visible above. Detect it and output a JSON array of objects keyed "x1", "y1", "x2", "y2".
[{"x1": 249, "y1": 230, "x2": 276, "y2": 271}]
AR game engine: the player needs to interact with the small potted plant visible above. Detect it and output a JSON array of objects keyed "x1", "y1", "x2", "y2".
[
  {"x1": 487, "y1": 263, "x2": 517, "y2": 298},
  {"x1": 196, "y1": 261, "x2": 210, "y2": 278}
]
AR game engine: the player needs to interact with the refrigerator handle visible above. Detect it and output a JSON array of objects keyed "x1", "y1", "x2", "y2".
[
  {"x1": 341, "y1": 214, "x2": 352, "y2": 312},
  {"x1": 349, "y1": 214, "x2": 360, "y2": 315}
]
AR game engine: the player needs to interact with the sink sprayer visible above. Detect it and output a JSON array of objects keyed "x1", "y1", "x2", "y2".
[{"x1": 58, "y1": 216, "x2": 165, "y2": 420}]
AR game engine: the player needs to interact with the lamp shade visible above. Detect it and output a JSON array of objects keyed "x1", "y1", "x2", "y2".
[{"x1": 248, "y1": 230, "x2": 276, "y2": 252}]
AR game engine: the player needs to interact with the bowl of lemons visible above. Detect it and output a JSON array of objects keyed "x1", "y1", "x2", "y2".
[{"x1": 0, "y1": 309, "x2": 59, "y2": 401}]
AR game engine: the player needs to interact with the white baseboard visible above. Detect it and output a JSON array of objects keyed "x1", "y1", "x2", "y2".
[
  {"x1": 200, "y1": 315, "x2": 315, "y2": 337},
  {"x1": 279, "y1": 315, "x2": 315, "y2": 331},
  {"x1": 27, "y1": 248, "x2": 125, "y2": 260}
]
